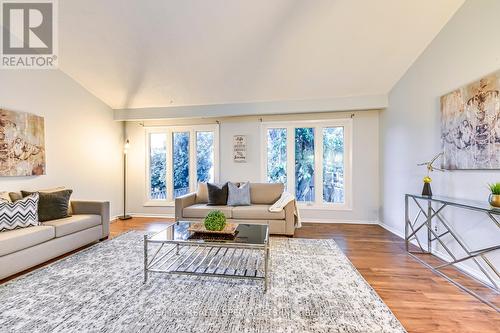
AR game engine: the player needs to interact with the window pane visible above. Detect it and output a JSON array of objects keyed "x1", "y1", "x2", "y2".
[
  {"x1": 173, "y1": 132, "x2": 190, "y2": 198},
  {"x1": 323, "y1": 127, "x2": 344, "y2": 203},
  {"x1": 266, "y1": 128, "x2": 287, "y2": 184},
  {"x1": 149, "y1": 133, "x2": 167, "y2": 200},
  {"x1": 295, "y1": 128, "x2": 315, "y2": 202},
  {"x1": 196, "y1": 131, "x2": 214, "y2": 183}
]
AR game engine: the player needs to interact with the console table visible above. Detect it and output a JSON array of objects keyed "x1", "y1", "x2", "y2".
[{"x1": 405, "y1": 194, "x2": 500, "y2": 311}]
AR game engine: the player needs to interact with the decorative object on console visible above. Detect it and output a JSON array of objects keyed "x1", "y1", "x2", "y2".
[
  {"x1": 0, "y1": 193, "x2": 39, "y2": 232},
  {"x1": 417, "y1": 152, "x2": 444, "y2": 196},
  {"x1": 119, "y1": 139, "x2": 132, "y2": 220},
  {"x1": 233, "y1": 135, "x2": 247, "y2": 162},
  {"x1": 227, "y1": 181, "x2": 251, "y2": 206},
  {"x1": 488, "y1": 182, "x2": 500, "y2": 208},
  {"x1": 204, "y1": 210, "x2": 227, "y2": 231},
  {"x1": 0, "y1": 109, "x2": 45, "y2": 176},
  {"x1": 441, "y1": 69, "x2": 500, "y2": 170},
  {"x1": 21, "y1": 189, "x2": 73, "y2": 222},
  {"x1": 206, "y1": 182, "x2": 228, "y2": 205}
]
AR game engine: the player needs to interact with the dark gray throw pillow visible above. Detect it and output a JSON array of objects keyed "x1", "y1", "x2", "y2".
[
  {"x1": 207, "y1": 182, "x2": 228, "y2": 206},
  {"x1": 21, "y1": 189, "x2": 73, "y2": 222}
]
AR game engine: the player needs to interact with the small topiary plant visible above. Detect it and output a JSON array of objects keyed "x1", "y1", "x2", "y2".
[
  {"x1": 204, "y1": 210, "x2": 227, "y2": 231},
  {"x1": 488, "y1": 183, "x2": 500, "y2": 195}
]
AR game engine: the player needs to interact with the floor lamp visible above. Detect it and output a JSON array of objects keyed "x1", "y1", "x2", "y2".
[{"x1": 119, "y1": 139, "x2": 132, "y2": 220}]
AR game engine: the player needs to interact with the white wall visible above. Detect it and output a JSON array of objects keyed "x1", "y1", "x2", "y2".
[
  {"x1": 0, "y1": 70, "x2": 124, "y2": 218},
  {"x1": 380, "y1": 0, "x2": 500, "y2": 285},
  {"x1": 219, "y1": 121, "x2": 262, "y2": 183},
  {"x1": 125, "y1": 110, "x2": 380, "y2": 223}
]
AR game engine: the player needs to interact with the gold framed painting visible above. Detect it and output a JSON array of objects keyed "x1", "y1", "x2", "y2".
[
  {"x1": 0, "y1": 109, "x2": 46, "y2": 176},
  {"x1": 441, "y1": 70, "x2": 500, "y2": 170}
]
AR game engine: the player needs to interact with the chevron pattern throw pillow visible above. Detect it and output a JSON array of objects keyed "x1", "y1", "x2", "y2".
[{"x1": 0, "y1": 193, "x2": 39, "y2": 232}]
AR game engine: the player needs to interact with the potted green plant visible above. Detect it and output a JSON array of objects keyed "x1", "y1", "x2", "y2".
[
  {"x1": 488, "y1": 183, "x2": 500, "y2": 208},
  {"x1": 204, "y1": 210, "x2": 227, "y2": 231}
]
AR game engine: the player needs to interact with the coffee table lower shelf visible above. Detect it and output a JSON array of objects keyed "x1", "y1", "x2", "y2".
[{"x1": 144, "y1": 239, "x2": 270, "y2": 292}]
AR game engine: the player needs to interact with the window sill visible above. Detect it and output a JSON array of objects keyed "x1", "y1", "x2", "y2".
[
  {"x1": 143, "y1": 201, "x2": 175, "y2": 207},
  {"x1": 297, "y1": 204, "x2": 352, "y2": 211}
]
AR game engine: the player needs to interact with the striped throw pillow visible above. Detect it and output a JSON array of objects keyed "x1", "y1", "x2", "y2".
[{"x1": 0, "y1": 193, "x2": 39, "y2": 232}]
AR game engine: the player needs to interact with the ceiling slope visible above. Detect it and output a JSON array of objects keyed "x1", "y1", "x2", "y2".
[{"x1": 59, "y1": 0, "x2": 464, "y2": 110}]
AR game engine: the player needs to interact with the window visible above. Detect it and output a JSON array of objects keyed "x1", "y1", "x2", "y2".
[
  {"x1": 146, "y1": 124, "x2": 219, "y2": 204},
  {"x1": 172, "y1": 132, "x2": 190, "y2": 198},
  {"x1": 149, "y1": 133, "x2": 167, "y2": 200},
  {"x1": 323, "y1": 127, "x2": 344, "y2": 204},
  {"x1": 295, "y1": 128, "x2": 315, "y2": 202},
  {"x1": 196, "y1": 131, "x2": 215, "y2": 183},
  {"x1": 262, "y1": 119, "x2": 352, "y2": 209},
  {"x1": 266, "y1": 128, "x2": 287, "y2": 184}
]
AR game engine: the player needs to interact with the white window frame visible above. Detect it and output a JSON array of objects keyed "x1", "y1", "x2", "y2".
[
  {"x1": 144, "y1": 124, "x2": 220, "y2": 206},
  {"x1": 261, "y1": 119, "x2": 352, "y2": 210}
]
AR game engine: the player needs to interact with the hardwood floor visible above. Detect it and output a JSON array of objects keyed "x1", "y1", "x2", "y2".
[{"x1": 2, "y1": 218, "x2": 499, "y2": 332}]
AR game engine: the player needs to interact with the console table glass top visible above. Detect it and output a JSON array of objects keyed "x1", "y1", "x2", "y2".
[{"x1": 409, "y1": 194, "x2": 500, "y2": 215}]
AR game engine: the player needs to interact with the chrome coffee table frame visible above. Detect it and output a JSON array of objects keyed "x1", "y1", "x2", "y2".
[{"x1": 143, "y1": 222, "x2": 270, "y2": 292}]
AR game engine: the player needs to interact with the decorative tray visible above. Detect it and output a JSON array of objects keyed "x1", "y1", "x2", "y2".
[
  {"x1": 188, "y1": 231, "x2": 239, "y2": 241},
  {"x1": 188, "y1": 222, "x2": 238, "y2": 235}
]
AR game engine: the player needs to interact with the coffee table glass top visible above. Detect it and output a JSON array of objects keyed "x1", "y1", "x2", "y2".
[{"x1": 148, "y1": 221, "x2": 269, "y2": 245}]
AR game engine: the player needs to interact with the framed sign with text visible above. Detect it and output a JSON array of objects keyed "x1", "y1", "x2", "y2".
[{"x1": 233, "y1": 135, "x2": 247, "y2": 162}]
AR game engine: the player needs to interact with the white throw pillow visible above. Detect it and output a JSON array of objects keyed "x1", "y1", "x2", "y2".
[
  {"x1": 227, "y1": 182, "x2": 251, "y2": 206},
  {"x1": 0, "y1": 193, "x2": 39, "y2": 232}
]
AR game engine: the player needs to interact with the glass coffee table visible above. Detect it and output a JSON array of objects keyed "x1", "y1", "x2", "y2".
[{"x1": 143, "y1": 221, "x2": 270, "y2": 291}]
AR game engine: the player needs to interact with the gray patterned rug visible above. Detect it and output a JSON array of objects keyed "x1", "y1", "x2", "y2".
[{"x1": 0, "y1": 232, "x2": 406, "y2": 333}]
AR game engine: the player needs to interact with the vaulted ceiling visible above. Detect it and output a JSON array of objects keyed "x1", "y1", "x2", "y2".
[{"x1": 59, "y1": 0, "x2": 464, "y2": 110}]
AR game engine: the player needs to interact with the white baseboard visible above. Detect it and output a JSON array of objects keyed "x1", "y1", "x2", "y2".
[
  {"x1": 109, "y1": 215, "x2": 120, "y2": 223},
  {"x1": 301, "y1": 218, "x2": 379, "y2": 224},
  {"x1": 378, "y1": 221, "x2": 405, "y2": 238},
  {"x1": 129, "y1": 213, "x2": 175, "y2": 219}
]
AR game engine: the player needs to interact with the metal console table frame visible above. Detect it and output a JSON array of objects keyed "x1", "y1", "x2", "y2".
[
  {"x1": 144, "y1": 222, "x2": 270, "y2": 292},
  {"x1": 405, "y1": 194, "x2": 500, "y2": 311}
]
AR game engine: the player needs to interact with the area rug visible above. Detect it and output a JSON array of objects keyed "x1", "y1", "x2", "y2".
[{"x1": 0, "y1": 232, "x2": 406, "y2": 333}]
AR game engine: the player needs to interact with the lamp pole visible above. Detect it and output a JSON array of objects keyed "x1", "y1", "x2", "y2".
[{"x1": 119, "y1": 139, "x2": 132, "y2": 220}]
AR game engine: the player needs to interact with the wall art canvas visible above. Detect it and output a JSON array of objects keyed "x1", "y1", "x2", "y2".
[
  {"x1": 0, "y1": 109, "x2": 46, "y2": 176},
  {"x1": 441, "y1": 70, "x2": 500, "y2": 170}
]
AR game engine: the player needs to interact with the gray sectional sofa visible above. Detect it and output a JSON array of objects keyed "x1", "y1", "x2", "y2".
[
  {"x1": 0, "y1": 200, "x2": 110, "y2": 280},
  {"x1": 175, "y1": 182, "x2": 295, "y2": 236}
]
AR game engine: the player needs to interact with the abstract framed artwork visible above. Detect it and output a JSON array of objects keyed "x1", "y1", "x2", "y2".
[
  {"x1": 0, "y1": 109, "x2": 46, "y2": 176},
  {"x1": 441, "y1": 70, "x2": 500, "y2": 170}
]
